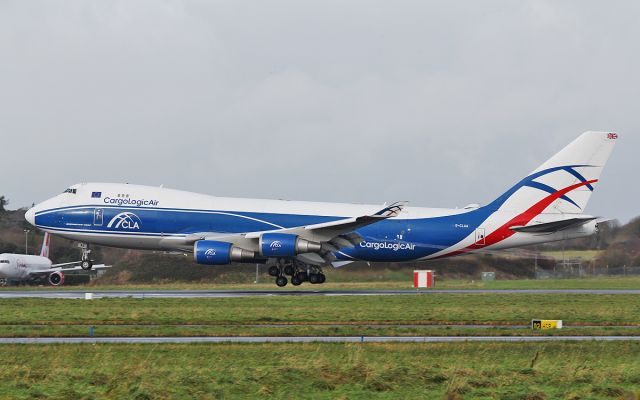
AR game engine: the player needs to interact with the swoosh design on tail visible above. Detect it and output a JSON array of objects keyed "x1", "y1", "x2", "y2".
[
  {"x1": 443, "y1": 178, "x2": 598, "y2": 258},
  {"x1": 488, "y1": 165, "x2": 595, "y2": 211}
]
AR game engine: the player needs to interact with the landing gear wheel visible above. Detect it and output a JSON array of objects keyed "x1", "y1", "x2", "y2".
[
  {"x1": 268, "y1": 266, "x2": 279, "y2": 277},
  {"x1": 81, "y1": 260, "x2": 93, "y2": 271},
  {"x1": 291, "y1": 275, "x2": 302, "y2": 286},
  {"x1": 309, "y1": 273, "x2": 320, "y2": 284},
  {"x1": 296, "y1": 271, "x2": 308, "y2": 282},
  {"x1": 275, "y1": 276, "x2": 288, "y2": 287},
  {"x1": 318, "y1": 273, "x2": 326, "y2": 284},
  {"x1": 284, "y1": 265, "x2": 295, "y2": 276},
  {"x1": 79, "y1": 243, "x2": 93, "y2": 270}
]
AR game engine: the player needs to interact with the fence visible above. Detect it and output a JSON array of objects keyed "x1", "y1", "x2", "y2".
[{"x1": 535, "y1": 260, "x2": 640, "y2": 279}]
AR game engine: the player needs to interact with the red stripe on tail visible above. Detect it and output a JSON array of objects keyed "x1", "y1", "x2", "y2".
[{"x1": 441, "y1": 179, "x2": 598, "y2": 258}]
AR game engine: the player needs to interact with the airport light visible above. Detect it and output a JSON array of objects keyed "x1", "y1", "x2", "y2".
[
  {"x1": 255, "y1": 264, "x2": 259, "y2": 284},
  {"x1": 24, "y1": 229, "x2": 30, "y2": 254}
]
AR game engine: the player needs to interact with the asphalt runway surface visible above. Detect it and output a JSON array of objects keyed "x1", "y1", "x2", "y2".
[
  {"x1": 0, "y1": 336, "x2": 639, "y2": 344},
  {"x1": 1, "y1": 289, "x2": 639, "y2": 299}
]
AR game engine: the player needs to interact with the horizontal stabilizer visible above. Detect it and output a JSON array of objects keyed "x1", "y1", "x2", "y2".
[{"x1": 510, "y1": 217, "x2": 597, "y2": 233}]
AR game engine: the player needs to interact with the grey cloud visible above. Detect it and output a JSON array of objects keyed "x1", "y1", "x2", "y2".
[{"x1": 0, "y1": 0, "x2": 637, "y2": 220}]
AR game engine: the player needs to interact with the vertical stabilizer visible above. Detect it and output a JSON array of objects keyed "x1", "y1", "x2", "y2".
[
  {"x1": 489, "y1": 132, "x2": 618, "y2": 214},
  {"x1": 40, "y1": 232, "x2": 51, "y2": 258}
]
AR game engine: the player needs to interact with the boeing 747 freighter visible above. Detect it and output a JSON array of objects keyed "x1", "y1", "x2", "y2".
[{"x1": 25, "y1": 132, "x2": 618, "y2": 286}]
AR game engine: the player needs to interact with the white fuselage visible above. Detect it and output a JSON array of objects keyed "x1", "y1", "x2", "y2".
[
  {"x1": 0, "y1": 254, "x2": 52, "y2": 281},
  {"x1": 25, "y1": 182, "x2": 596, "y2": 263}
]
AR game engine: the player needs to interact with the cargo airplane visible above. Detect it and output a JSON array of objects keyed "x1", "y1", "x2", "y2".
[
  {"x1": 0, "y1": 232, "x2": 110, "y2": 285},
  {"x1": 25, "y1": 132, "x2": 618, "y2": 286}
]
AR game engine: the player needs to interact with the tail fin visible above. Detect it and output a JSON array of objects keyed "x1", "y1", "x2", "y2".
[
  {"x1": 488, "y1": 131, "x2": 618, "y2": 214},
  {"x1": 40, "y1": 232, "x2": 51, "y2": 258}
]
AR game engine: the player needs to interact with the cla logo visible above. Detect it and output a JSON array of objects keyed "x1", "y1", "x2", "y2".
[
  {"x1": 107, "y1": 212, "x2": 142, "y2": 230},
  {"x1": 270, "y1": 241, "x2": 282, "y2": 249},
  {"x1": 204, "y1": 249, "x2": 216, "y2": 256}
]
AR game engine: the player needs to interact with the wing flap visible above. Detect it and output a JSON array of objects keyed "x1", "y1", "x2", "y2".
[
  {"x1": 287, "y1": 201, "x2": 408, "y2": 242},
  {"x1": 194, "y1": 201, "x2": 406, "y2": 251}
]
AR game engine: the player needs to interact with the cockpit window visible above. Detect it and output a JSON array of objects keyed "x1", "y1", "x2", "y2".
[
  {"x1": 63, "y1": 188, "x2": 77, "y2": 194},
  {"x1": 0, "y1": 260, "x2": 9, "y2": 264}
]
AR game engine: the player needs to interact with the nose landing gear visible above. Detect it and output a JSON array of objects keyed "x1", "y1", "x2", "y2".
[{"x1": 78, "y1": 243, "x2": 93, "y2": 271}]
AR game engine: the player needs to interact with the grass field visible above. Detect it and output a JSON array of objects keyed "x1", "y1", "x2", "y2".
[
  {"x1": 540, "y1": 250, "x2": 604, "y2": 261},
  {"x1": 0, "y1": 293, "x2": 637, "y2": 338},
  {"x1": 1, "y1": 294, "x2": 638, "y2": 325},
  {"x1": 0, "y1": 324, "x2": 638, "y2": 338},
  {"x1": 0, "y1": 282, "x2": 638, "y2": 398},
  {"x1": 0, "y1": 342, "x2": 638, "y2": 399}
]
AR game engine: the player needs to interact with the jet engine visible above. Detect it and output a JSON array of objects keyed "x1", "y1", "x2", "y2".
[
  {"x1": 194, "y1": 240, "x2": 256, "y2": 265},
  {"x1": 48, "y1": 271, "x2": 65, "y2": 286},
  {"x1": 259, "y1": 233, "x2": 321, "y2": 257}
]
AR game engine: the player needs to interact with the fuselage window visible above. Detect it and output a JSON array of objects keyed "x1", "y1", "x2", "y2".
[{"x1": 0, "y1": 260, "x2": 9, "y2": 264}]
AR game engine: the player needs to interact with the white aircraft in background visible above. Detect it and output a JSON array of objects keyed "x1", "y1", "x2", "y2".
[{"x1": 0, "y1": 232, "x2": 109, "y2": 286}]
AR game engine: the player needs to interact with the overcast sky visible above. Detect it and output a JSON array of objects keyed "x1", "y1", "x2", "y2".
[{"x1": 1, "y1": 1, "x2": 637, "y2": 222}]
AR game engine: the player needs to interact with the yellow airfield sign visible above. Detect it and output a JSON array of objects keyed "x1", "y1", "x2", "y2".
[{"x1": 531, "y1": 320, "x2": 563, "y2": 329}]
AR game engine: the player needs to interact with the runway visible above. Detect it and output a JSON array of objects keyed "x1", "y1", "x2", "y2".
[
  {"x1": 0, "y1": 336, "x2": 639, "y2": 344},
  {"x1": 0, "y1": 289, "x2": 639, "y2": 299}
]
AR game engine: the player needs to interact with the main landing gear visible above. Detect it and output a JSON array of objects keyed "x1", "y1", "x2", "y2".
[
  {"x1": 267, "y1": 260, "x2": 326, "y2": 287},
  {"x1": 78, "y1": 243, "x2": 93, "y2": 271}
]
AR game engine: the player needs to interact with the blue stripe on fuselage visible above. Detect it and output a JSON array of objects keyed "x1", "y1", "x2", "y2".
[
  {"x1": 35, "y1": 206, "x2": 344, "y2": 235},
  {"x1": 337, "y1": 208, "x2": 494, "y2": 261},
  {"x1": 34, "y1": 204, "x2": 494, "y2": 260},
  {"x1": 32, "y1": 165, "x2": 595, "y2": 262}
]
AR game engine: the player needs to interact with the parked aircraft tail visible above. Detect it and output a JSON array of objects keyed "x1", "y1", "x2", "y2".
[
  {"x1": 40, "y1": 232, "x2": 51, "y2": 258},
  {"x1": 488, "y1": 131, "x2": 618, "y2": 214}
]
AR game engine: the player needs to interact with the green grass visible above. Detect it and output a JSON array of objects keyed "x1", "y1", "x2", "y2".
[
  {"x1": 0, "y1": 324, "x2": 637, "y2": 338},
  {"x1": 540, "y1": 250, "x2": 604, "y2": 261},
  {"x1": 0, "y1": 342, "x2": 638, "y2": 399},
  {"x1": 433, "y1": 276, "x2": 640, "y2": 290},
  {"x1": 0, "y1": 294, "x2": 637, "y2": 338},
  {"x1": 0, "y1": 283, "x2": 637, "y2": 398}
]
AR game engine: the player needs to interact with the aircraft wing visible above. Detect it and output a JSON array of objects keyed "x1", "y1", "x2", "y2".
[
  {"x1": 185, "y1": 201, "x2": 408, "y2": 256},
  {"x1": 247, "y1": 201, "x2": 408, "y2": 242},
  {"x1": 28, "y1": 264, "x2": 111, "y2": 275},
  {"x1": 51, "y1": 261, "x2": 86, "y2": 268}
]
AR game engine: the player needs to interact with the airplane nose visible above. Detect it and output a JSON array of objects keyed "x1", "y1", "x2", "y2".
[{"x1": 25, "y1": 207, "x2": 36, "y2": 226}]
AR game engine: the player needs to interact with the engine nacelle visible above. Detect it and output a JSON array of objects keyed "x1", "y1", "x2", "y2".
[
  {"x1": 48, "y1": 271, "x2": 65, "y2": 286},
  {"x1": 194, "y1": 240, "x2": 256, "y2": 265},
  {"x1": 259, "y1": 233, "x2": 322, "y2": 257}
]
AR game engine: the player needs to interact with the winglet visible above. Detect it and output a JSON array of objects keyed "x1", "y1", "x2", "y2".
[{"x1": 373, "y1": 201, "x2": 408, "y2": 218}]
